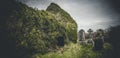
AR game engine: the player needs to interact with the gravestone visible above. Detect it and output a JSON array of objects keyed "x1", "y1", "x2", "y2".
[{"x1": 78, "y1": 29, "x2": 86, "y2": 41}]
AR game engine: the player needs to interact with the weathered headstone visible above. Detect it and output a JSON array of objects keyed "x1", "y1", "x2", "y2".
[
  {"x1": 78, "y1": 29, "x2": 86, "y2": 41},
  {"x1": 92, "y1": 29, "x2": 105, "y2": 50}
]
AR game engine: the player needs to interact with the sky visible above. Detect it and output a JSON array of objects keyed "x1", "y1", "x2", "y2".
[{"x1": 19, "y1": 0, "x2": 120, "y2": 31}]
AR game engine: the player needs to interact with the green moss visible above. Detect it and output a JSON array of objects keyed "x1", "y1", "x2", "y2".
[
  {"x1": 46, "y1": 3, "x2": 78, "y2": 43},
  {"x1": 1, "y1": 1, "x2": 78, "y2": 58}
]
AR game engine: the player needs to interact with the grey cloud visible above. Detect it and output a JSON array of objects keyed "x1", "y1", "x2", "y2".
[{"x1": 19, "y1": 0, "x2": 120, "y2": 31}]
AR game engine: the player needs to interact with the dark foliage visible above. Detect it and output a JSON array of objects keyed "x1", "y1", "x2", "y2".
[{"x1": 104, "y1": 26, "x2": 120, "y2": 58}]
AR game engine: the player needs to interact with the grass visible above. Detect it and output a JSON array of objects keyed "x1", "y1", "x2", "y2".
[{"x1": 32, "y1": 43, "x2": 103, "y2": 58}]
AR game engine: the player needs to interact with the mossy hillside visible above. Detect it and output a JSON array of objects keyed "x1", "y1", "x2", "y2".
[
  {"x1": 47, "y1": 3, "x2": 78, "y2": 43},
  {"x1": 0, "y1": 1, "x2": 78, "y2": 58},
  {"x1": 8, "y1": 4, "x2": 68, "y2": 52}
]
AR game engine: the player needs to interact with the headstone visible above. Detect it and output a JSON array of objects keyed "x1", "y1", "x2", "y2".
[{"x1": 78, "y1": 29, "x2": 85, "y2": 41}]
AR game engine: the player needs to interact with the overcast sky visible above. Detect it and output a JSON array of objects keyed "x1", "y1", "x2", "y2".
[{"x1": 20, "y1": 0, "x2": 120, "y2": 31}]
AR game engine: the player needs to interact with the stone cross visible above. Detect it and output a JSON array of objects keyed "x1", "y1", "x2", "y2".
[{"x1": 87, "y1": 29, "x2": 93, "y2": 39}]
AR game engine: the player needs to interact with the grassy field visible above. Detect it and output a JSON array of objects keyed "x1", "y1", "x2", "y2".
[{"x1": 32, "y1": 43, "x2": 103, "y2": 58}]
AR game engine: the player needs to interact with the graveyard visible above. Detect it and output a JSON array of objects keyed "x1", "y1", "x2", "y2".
[
  {"x1": 78, "y1": 29, "x2": 107, "y2": 50},
  {"x1": 33, "y1": 28, "x2": 112, "y2": 58},
  {"x1": 1, "y1": 0, "x2": 120, "y2": 58}
]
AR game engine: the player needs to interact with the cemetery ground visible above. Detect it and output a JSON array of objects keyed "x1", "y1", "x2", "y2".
[{"x1": 32, "y1": 42, "x2": 111, "y2": 58}]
